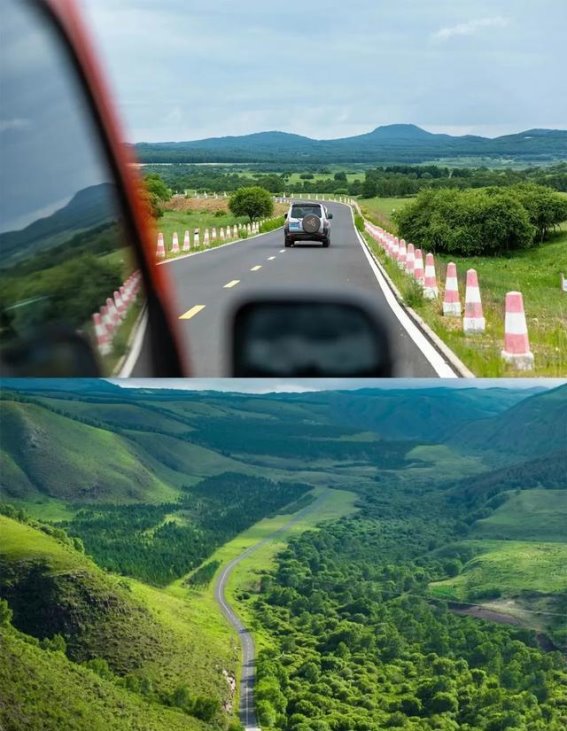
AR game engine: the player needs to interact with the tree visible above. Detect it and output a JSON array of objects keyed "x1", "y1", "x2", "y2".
[
  {"x1": 334, "y1": 172, "x2": 347, "y2": 182},
  {"x1": 0, "y1": 598, "x2": 12, "y2": 627},
  {"x1": 143, "y1": 173, "x2": 171, "y2": 219},
  {"x1": 229, "y1": 186, "x2": 274, "y2": 221}
]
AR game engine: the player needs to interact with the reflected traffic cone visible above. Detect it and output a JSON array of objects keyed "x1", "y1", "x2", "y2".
[
  {"x1": 156, "y1": 233, "x2": 165, "y2": 258},
  {"x1": 405, "y1": 244, "x2": 415, "y2": 275},
  {"x1": 183, "y1": 231, "x2": 191, "y2": 251},
  {"x1": 398, "y1": 240, "x2": 407, "y2": 269},
  {"x1": 423, "y1": 254, "x2": 438, "y2": 300},
  {"x1": 106, "y1": 297, "x2": 121, "y2": 331},
  {"x1": 93, "y1": 313, "x2": 111, "y2": 355},
  {"x1": 414, "y1": 249, "x2": 424, "y2": 285},
  {"x1": 101, "y1": 304, "x2": 114, "y2": 338},
  {"x1": 114, "y1": 290, "x2": 126, "y2": 319},
  {"x1": 119, "y1": 285, "x2": 128, "y2": 308},
  {"x1": 501, "y1": 292, "x2": 534, "y2": 370},
  {"x1": 172, "y1": 232, "x2": 180, "y2": 254},
  {"x1": 443, "y1": 262, "x2": 461, "y2": 316},
  {"x1": 463, "y1": 269, "x2": 485, "y2": 333}
]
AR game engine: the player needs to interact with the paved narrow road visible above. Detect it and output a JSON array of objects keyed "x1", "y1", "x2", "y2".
[
  {"x1": 213, "y1": 493, "x2": 332, "y2": 731},
  {"x1": 138, "y1": 202, "x2": 460, "y2": 377}
]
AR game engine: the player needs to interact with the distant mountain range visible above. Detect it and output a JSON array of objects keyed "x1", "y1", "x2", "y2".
[
  {"x1": 0, "y1": 184, "x2": 116, "y2": 267},
  {"x1": 133, "y1": 124, "x2": 567, "y2": 164}
]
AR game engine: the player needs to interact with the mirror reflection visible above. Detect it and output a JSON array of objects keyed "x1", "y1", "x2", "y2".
[{"x1": 0, "y1": 0, "x2": 145, "y2": 376}]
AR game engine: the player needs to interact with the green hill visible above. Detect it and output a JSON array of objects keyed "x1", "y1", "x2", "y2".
[
  {"x1": 0, "y1": 514, "x2": 234, "y2": 721},
  {"x1": 0, "y1": 401, "x2": 176, "y2": 503},
  {"x1": 0, "y1": 628, "x2": 206, "y2": 731}
]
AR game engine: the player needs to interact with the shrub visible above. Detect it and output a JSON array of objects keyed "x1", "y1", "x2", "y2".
[
  {"x1": 260, "y1": 216, "x2": 285, "y2": 234},
  {"x1": 394, "y1": 186, "x2": 551, "y2": 256}
]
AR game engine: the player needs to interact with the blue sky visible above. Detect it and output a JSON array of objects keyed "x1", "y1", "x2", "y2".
[{"x1": 80, "y1": 0, "x2": 567, "y2": 143}]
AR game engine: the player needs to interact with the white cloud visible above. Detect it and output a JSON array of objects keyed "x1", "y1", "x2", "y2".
[
  {"x1": 433, "y1": 16, "x2": 510, "y2": 41},
  {"x1": 0, "y1": 118, "x2": 31, "y2": 133}
]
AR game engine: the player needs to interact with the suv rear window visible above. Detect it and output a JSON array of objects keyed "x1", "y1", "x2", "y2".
[{"x1": 290, "y1": 204, "x2": 322, "y2": 218}]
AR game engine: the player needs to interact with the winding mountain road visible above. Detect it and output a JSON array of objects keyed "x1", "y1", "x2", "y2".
[
  {"x1": 132, "y1": 202, "x2": 461, "y2": 377},
  {"x1": 213, "y1": 492, "x2": 332, "y2": 731}
]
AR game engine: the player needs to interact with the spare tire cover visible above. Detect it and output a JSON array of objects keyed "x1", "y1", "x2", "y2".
[{"x1": 302, "y1": 214, "x2": 321, "y2": 234}]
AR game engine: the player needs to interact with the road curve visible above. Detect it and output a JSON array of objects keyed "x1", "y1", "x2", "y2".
[
  {"x1": 144, "y1": 201, "x2": 459, "y2": 378},
  {"x1": 213, "y1": 492, "x2": 332, "y2": 731}
]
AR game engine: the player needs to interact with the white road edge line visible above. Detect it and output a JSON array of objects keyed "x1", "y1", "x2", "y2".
[
  {"x1": 343, "y1": 204, "x2": 460, "y2": 378},
  {"x1": 117, "y1": 306, "x2": 148, "y2": 377}
]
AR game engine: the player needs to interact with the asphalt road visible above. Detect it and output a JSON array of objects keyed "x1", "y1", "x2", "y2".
[
  {"x1": 213, "y1": 492, "x2": 331, "y2": 731},
  {"x1": 145, "y1": 202, "x2": 459, "y2": 377}
]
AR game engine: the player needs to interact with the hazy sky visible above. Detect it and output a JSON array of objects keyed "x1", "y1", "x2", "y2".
[
  {"x1": 112, "y1": 379, "x2": 565, "y2": 393},
  {"x1": 80, "y1": 0, "x2": 567, "y2": 143}
]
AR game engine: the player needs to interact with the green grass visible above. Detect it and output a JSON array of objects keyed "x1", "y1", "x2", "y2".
[
  {"x1": 360, "y1": 196, "x2": 414, "y2": 228},
  {"x1": 430, "y1": 540, "x2": 567, "y2": 599},
  {"x1": 0, "y1": 628, "x2": 205, "y2": 731},
  {"x1": 1, "y1": 400, "x2": 178, "y2": 504},
  {"x1": 404, "y1": 444, "x2": 486, "y2": 482},
  {"x1": 360, "y1": 198, "x2": 567, "y2": 376},
  {"x1": 473, "y1": 489, "x2": 567, "y2": 542}
]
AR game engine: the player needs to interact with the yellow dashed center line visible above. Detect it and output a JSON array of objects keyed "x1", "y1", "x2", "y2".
[
  {"x1": 179, "y1": 305, "x2": 206, "y2": 320},
  {"x1": 250, "y1": 265, "x2": 262, "y2": 271},
  {"x1": 224, "y1": 280, "x2": 240, "y2": 288}
]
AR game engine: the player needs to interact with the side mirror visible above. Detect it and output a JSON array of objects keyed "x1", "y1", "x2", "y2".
[
  {"x1": 0, "y1": 0, "x2": 184, "y2": 377},
  {"x1": 231, "y1": 293, "x2": 394, "y2": 377}
]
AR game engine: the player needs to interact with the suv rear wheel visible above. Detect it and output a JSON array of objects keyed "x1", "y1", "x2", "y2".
[
  {"x1": 322, "y1": 236, "x2": 330, "y2": 248},
  {"x1": 285, "y1": 237, "x2": 293, "y2": 247}
]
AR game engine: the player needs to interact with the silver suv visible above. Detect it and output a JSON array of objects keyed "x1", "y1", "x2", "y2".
[{"x1": 284, "y1": 202, "x2": 333, "y2": 248}]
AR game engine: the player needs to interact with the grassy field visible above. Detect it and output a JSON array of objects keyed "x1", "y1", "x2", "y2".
[
  {"x1": 473, "y1": 489, "x2": 567, "y2": 542},
  {"x1": 360, "y1": 196, "x2": 567, "y2": 376},
  {"x1": 430, "y1": 540, "x2": 567, "y2": 599}
]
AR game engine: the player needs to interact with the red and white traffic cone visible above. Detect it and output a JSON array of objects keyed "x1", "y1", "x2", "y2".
[
  {"x1": 220, "y1": 227, "x2": 225, "y2": 240},
  {"x1": 106, "y1": 297, "x2": 121, "y2": 331},
  {"x1": 398, "y1": 240, "x2": 407, "y2": 269},
  {"x1": 101, "y1": 304, "x2": 114, "y2": 339},
  {"x1": 114, "y1": 290, "x2": 126, "y2": 319},
  {"x1": 392, "y1": 238, "x2": 400, "y2": 260},
  {"x1": 183, "y1": 231, "x2": 191, "y2": 251},
  {"x1": 233, "y1": 225, "x2": 239, "y2": 237},
  {"x1": 463, "y1": 269, "x2": 485, "y2": 333},
  {"x1": 204, "y1": 229, "x2": 210, "y2": 247},
  {"x1": 423, "y1": 254, "x2": 438, "y2": 300},
  {"x1": 119, "y1": 285, "x2": 129, "y2": 308},
  {"x1": 501, "y1": 292, "x2": 534, "y2": 370},
  {"x1": 443, "y1": 262, "x2": 461, "y2": 316},
  {"x1": 194, "y1": 229, "x2": 200, "y2": 247},
  {"x1": 405, "y1": 244, "x2": 415, "y2": 275},
  {"x1": 171, "y1": 232, "x2": 180, "y2": 254},
  {"x1": 414, "y1": 249, "x2": 424, "y2": 285},
  {"x1": 93, "y1": 312, "x2": 111, "y2": 355},
  {"x1": 156, "y1": 233, "x2": 165, "y2": 258},
  {"x1": 212, "y1": 227, "x2": 217, "y2": 240}
]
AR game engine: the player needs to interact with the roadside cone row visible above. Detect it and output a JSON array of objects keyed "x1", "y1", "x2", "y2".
[
  {"x1": 92, "y1": 271, "x2": 142, "y2": 356},
  {"x1": 362, "y1": 219, "x2": 535, "y2": 370},
  {"x1": 156, "y1": 220, "x2": 268, "y2": 259}
]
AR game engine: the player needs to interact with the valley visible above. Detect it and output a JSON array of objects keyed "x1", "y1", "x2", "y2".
[{"x1": 0, "y1": 380, "x2": 566, "y2": 730}]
